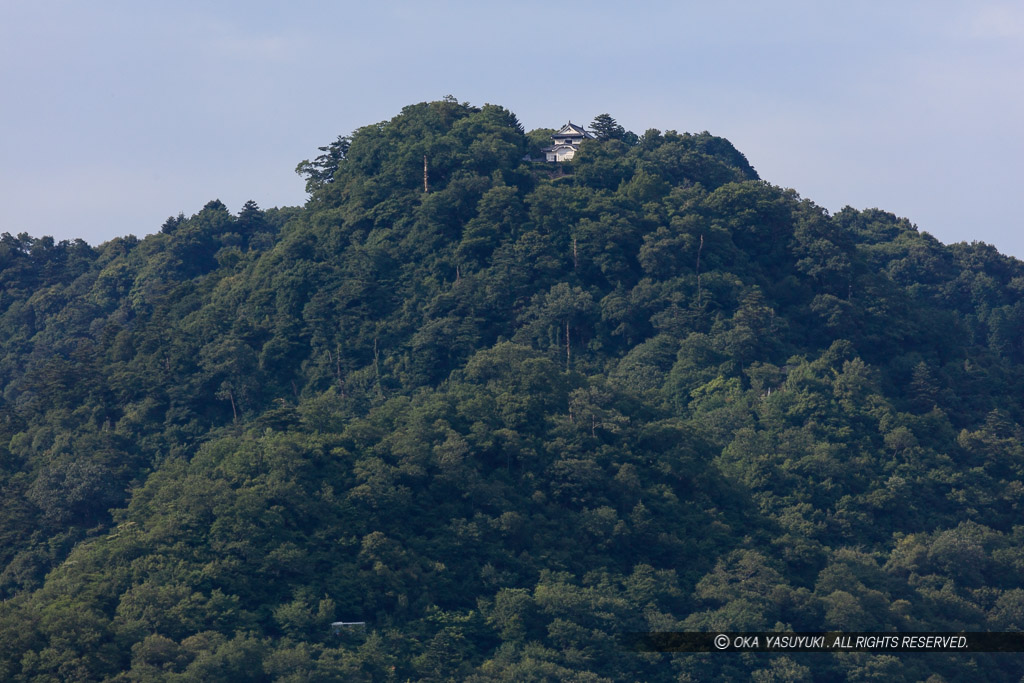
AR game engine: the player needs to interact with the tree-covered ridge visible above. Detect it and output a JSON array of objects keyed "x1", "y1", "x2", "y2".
[{"x1": 1, "y1": 99, "x2": 1023, "y2": 680}]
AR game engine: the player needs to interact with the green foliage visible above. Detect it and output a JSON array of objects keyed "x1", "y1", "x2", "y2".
[
  {"x1": 590, "y1": 113, "x2": 625, "y2": 141},
  {"x1": 296, "y1": 135, "x2": 351, "y2": 193},
  {"x1": 2, "y1": 98, "x2": 1024, "y2": 680}
]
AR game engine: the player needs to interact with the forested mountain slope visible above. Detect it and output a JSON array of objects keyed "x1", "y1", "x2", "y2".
[{"x1": 2, "y1": 99, "x2": 1024, "y2": 680}]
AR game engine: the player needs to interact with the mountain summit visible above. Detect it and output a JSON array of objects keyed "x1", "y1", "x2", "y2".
[{"x1": 1, "y1": 100, "x2": 1023, "y2": 680}]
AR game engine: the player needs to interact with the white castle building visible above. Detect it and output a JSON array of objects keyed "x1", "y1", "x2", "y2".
[{"x1": 543, "y1": 122, "x2": 593, "y2": 162}]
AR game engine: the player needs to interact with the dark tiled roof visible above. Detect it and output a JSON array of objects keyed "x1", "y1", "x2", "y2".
[
  {"x1": 554, "y1": 121, "x2": 591, "y2": 138},
  {"x1": 541, "y1": 143, "x2": 579, "y2": 152}
]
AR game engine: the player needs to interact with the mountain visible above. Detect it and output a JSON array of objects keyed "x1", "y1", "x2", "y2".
[{"x1": 1, "y1": 98, "x2": 1024, "y2": 681}]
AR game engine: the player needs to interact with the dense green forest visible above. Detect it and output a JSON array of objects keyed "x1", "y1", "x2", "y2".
[{"x1": 2, "y1": 98, "x2": 1024, "y2": 681}]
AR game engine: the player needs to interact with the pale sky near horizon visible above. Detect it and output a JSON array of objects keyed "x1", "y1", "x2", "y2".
[{"x1": 2, "y1": 2, "x2": 1022, "y2": 258}]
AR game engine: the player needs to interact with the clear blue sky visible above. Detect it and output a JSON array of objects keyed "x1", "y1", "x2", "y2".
[{"x1": 2, "y1": 1, "x2": 1022, "y2": 257}]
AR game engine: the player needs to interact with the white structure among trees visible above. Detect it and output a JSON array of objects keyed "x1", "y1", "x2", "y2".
[{"x1": 543, "y1": 122, "x2": 593, "y2": 162}]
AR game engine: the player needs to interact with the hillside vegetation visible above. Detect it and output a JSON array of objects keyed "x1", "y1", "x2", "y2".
[{"x1": 2, "y1": 99, "x2": 1024, "y2": 680}]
